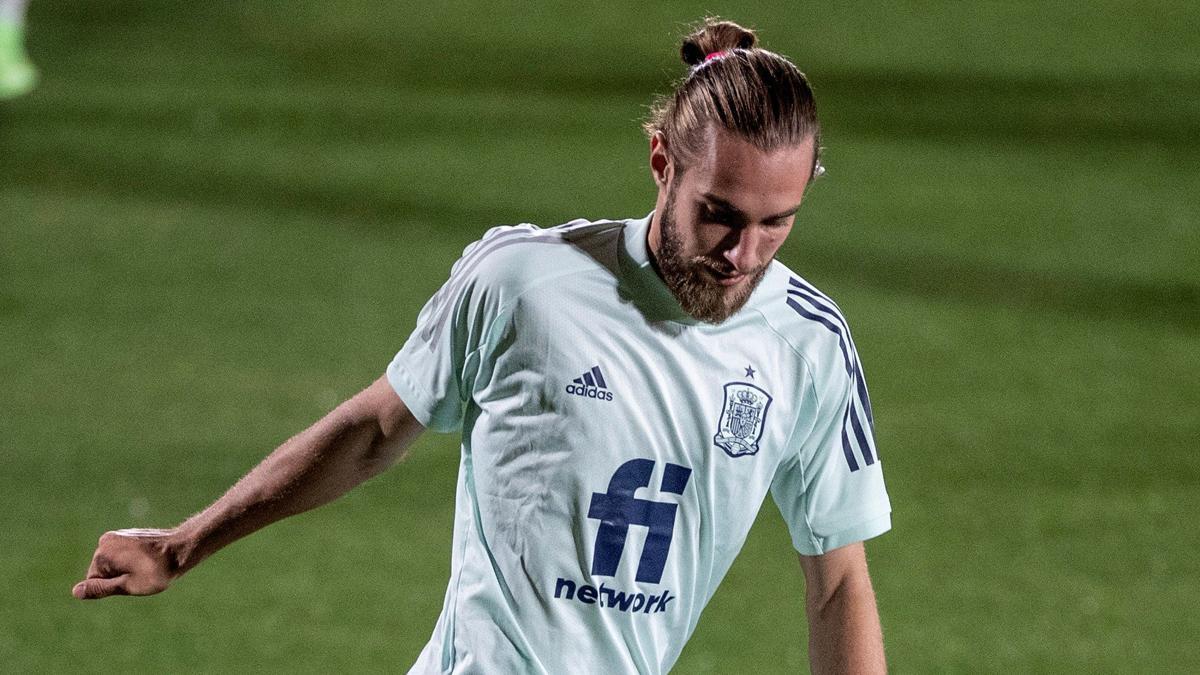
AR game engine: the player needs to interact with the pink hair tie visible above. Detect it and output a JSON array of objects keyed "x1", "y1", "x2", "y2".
[{"x1": 704, "y1": 50, "x2": 728, "y2": 62}]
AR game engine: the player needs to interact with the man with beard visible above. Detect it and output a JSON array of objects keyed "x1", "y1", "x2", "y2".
[{"x1": 73, "y1": 18, "x2": 891, "y2": 675}]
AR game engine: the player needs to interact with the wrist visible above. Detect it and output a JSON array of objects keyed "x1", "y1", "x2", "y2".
[{"x1": 165, "y1": 524, "x2": 202, "y2": 577}]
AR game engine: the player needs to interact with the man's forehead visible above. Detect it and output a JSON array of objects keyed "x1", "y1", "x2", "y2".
[{"x1": 687, "y1": 129, "x2": 814, "y2": 214}]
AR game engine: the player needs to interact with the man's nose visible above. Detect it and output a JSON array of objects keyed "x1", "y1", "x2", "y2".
[{"x1": 719, "y1": 226, "x2": 765, "y2": 273}]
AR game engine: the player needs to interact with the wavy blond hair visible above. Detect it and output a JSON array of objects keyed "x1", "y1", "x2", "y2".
[{"x1": 644, "y1": 18, "x2": 822, "y2": 180}]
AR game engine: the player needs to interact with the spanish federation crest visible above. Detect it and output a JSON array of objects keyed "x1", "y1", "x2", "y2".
[{"x1": 713, "y1": 382, "x2": 773, "y2": 458}]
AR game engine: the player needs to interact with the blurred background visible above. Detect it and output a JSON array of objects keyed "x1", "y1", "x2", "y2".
[{"x1": 1, "y1": 1, "x2": 1197, "y2": 672}]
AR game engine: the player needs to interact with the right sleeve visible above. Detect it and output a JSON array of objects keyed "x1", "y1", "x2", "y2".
[
  {"x1": 386, "y1": 226, "x2": 527, "y2": 433},
  {"x1": 769, "y1": 326, "x2": 891, "y2": 555}
]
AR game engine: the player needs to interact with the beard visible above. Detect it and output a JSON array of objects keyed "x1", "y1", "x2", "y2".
[{"x1": 655, "y1": 189, "x2": 771, "y2": 324}]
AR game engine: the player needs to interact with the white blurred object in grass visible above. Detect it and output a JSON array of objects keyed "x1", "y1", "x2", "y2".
[{"x1": 0, "y1": 0, "x2": 35, "y2": 100}]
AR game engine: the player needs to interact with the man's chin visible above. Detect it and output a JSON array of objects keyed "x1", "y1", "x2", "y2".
[
  {"x1": 677, "y1": 283, "x2": 752, "y2": 324},
  {"x1": 709, "y1": 270, "x2": 768, "y2": 322},
  {"x1": 660, "y1": 260, "x2": 767, "y2": 323}
]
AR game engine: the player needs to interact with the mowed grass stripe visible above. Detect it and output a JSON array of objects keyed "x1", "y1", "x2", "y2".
[{"x1": 5, "y1": 122, "x2": 1196, "y2": 328}]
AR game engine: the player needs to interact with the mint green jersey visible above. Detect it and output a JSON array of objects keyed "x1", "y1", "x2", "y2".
[{"x1": 388, "y1": 214, "x2": 891, "y2": 674}]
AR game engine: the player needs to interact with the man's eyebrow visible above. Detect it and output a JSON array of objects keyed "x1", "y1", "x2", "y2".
[
  {"x1": 701, "y1": 193, "x2": 802, "y2": 222},
  {"x1": 764, "y1": 203, "x2": 803, "y2": 222},
  {"x1": 700, "y1": 193, "x2": 745, "y2": 216}
]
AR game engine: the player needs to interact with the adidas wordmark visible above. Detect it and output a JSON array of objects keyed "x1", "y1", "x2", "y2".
[{"x1": 565, "y1": 365, "x2": 614, "y2": 401}]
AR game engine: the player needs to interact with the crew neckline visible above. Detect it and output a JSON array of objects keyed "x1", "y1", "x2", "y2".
[{"x1": 618, "y1": 211, "x2": 701, "y2": 325}]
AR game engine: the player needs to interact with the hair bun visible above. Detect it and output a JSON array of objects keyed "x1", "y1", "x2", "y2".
[{"x1": 680, "y1": 19, "x2": 758, "y2": 66}]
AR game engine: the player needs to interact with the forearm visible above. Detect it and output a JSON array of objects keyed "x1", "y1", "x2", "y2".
[
  {"x1": 71, "y1": 376, "x2": 422, "y2": 601},
  {"x1": 806, "y1": 571, "x2": 886, "y2": 674},
  {"x1": 167, "y1": 388, "x2": 412, "y2": 576}
]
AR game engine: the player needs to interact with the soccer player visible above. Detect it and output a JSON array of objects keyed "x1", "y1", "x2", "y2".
[
  {"x1": 0, "y1": 0, "x2": 35, "y2": 99},
  {"x1": 73, "y1": 19, "x2": 891, "y2": 674}
]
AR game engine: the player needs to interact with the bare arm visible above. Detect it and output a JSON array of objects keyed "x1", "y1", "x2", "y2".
[
  {"x1": 799, "y1": 542, "x2": 887, "y2": 674},
  {"x1": 72, "y1": 375, "x2": 424, "y2": 600}
]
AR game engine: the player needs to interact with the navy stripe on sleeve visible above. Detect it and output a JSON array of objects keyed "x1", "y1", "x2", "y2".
[
  {"x1": 785, "y1": 296, "x2": 854, "y2": 378},
  {"x1": 788, "y1": 278, "x2": 876, "y2": 428},
  {"x1": 786, "y1": 277, "x2": 878, "y2": 471},
  {"x1": 848, "y1": 401, "x2": 875, "y2": 466},
  {"x1": 788, "y1": 279, "x2": 876, "y2": 428},
  {"x1": 840, "y1": 410, "x2": 862, "y2": 473}
]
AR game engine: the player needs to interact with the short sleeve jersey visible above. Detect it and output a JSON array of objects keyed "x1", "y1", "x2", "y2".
[{"x1": 388, "y1": 214, "x2": 891, "y2": 675}]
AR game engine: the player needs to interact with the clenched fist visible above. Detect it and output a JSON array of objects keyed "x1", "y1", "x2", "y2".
[{"x1": 72, "y1": 529, "x2": 179, "y2": 600}]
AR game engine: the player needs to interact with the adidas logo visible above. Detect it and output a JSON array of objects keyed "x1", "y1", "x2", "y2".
[{"x1": 565, "y1": 365, "x2": 614, "y2": 402}]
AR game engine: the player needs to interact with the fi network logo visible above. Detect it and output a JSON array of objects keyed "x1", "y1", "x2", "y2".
[
  {"x1": 589, "y1": 458, "x2": 691, "y2": 584},
  {"x1": 554, "y1": 459, "x2": 692, "y2": 615}
]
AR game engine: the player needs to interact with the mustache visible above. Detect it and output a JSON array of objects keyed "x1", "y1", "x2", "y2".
[{"x1": 689, "y1": 257, "x2": 764, "y2": 279}]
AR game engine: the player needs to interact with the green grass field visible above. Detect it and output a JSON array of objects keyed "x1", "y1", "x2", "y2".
[{"x1": 2, "y1": 2, "x2": 1197, "y2": 672}]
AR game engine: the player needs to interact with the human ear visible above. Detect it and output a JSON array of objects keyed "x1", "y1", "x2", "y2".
[{"x1": 649, "y1": 132, "x2": 672, "y2": 187}]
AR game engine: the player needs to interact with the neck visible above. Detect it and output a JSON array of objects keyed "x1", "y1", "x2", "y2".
[{"x1": 646, "y1": 207, "x2": 666, "y2": 278}]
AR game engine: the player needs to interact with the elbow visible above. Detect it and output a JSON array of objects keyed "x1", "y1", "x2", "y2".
[
  {"x1": 806, "y1": 571, "x2": 874, "y2": 620},
  {"x1": 332, "y1": 375, "x2": 426, "y2": 480},
  {"x1": 354, "y1": 419, "x2": 408, "y2": 479},
  {"x1": 355, "y1": 405, "x2": 424, "y2": 478},
  {"x1": 806, "y1": 578, "x2": 842, "y2": 621}
]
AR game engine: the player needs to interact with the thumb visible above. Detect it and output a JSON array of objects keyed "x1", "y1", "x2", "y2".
[{"x1": 73, "y1": 575, "x2": 129, "y2": 600}]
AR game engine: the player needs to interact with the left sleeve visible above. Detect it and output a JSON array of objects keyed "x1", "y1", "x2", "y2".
[
  {"x1": 386, "y1": 226, "x2": 522, "y2": 433},
  {"x1": 770, "y1": 346, "x2": 891, "y2": 556}
]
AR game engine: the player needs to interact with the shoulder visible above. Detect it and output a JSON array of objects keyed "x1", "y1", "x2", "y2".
[
  {"x1": 451, "y1": 218, "x2": 625, "y2": 297},
  {"x1": 751, "y1": 261, "x2": 863, "y2": 392},
  {"x1": 417, "y1": 218, "x2": 625, "y2": 346}
]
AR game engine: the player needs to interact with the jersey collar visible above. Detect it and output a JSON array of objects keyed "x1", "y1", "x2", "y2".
[{"x1": 619, "y1": 211, "x2": 702, "y2": 325}]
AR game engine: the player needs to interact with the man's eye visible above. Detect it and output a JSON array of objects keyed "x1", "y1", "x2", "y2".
[{"x1": 701, "y1": 207, "x2": 734, "y2": 225}]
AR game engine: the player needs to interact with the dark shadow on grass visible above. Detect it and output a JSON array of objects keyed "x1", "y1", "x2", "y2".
[
  {"x1": 797, "y1": 242, "x2": 1200, "y2": 332},
  {"x1": 327, "y1": 65, "x2": 1200, "y2": 148},
  {"x1": 0, "y1": 142, "x2": 502, "y2": 232},
  {"x1": 813, "y1": 68, "x2": 1200, "y2": 148},
  {"x1": 4, "y1": 66, "x2": 1199, "y2": 149}
]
